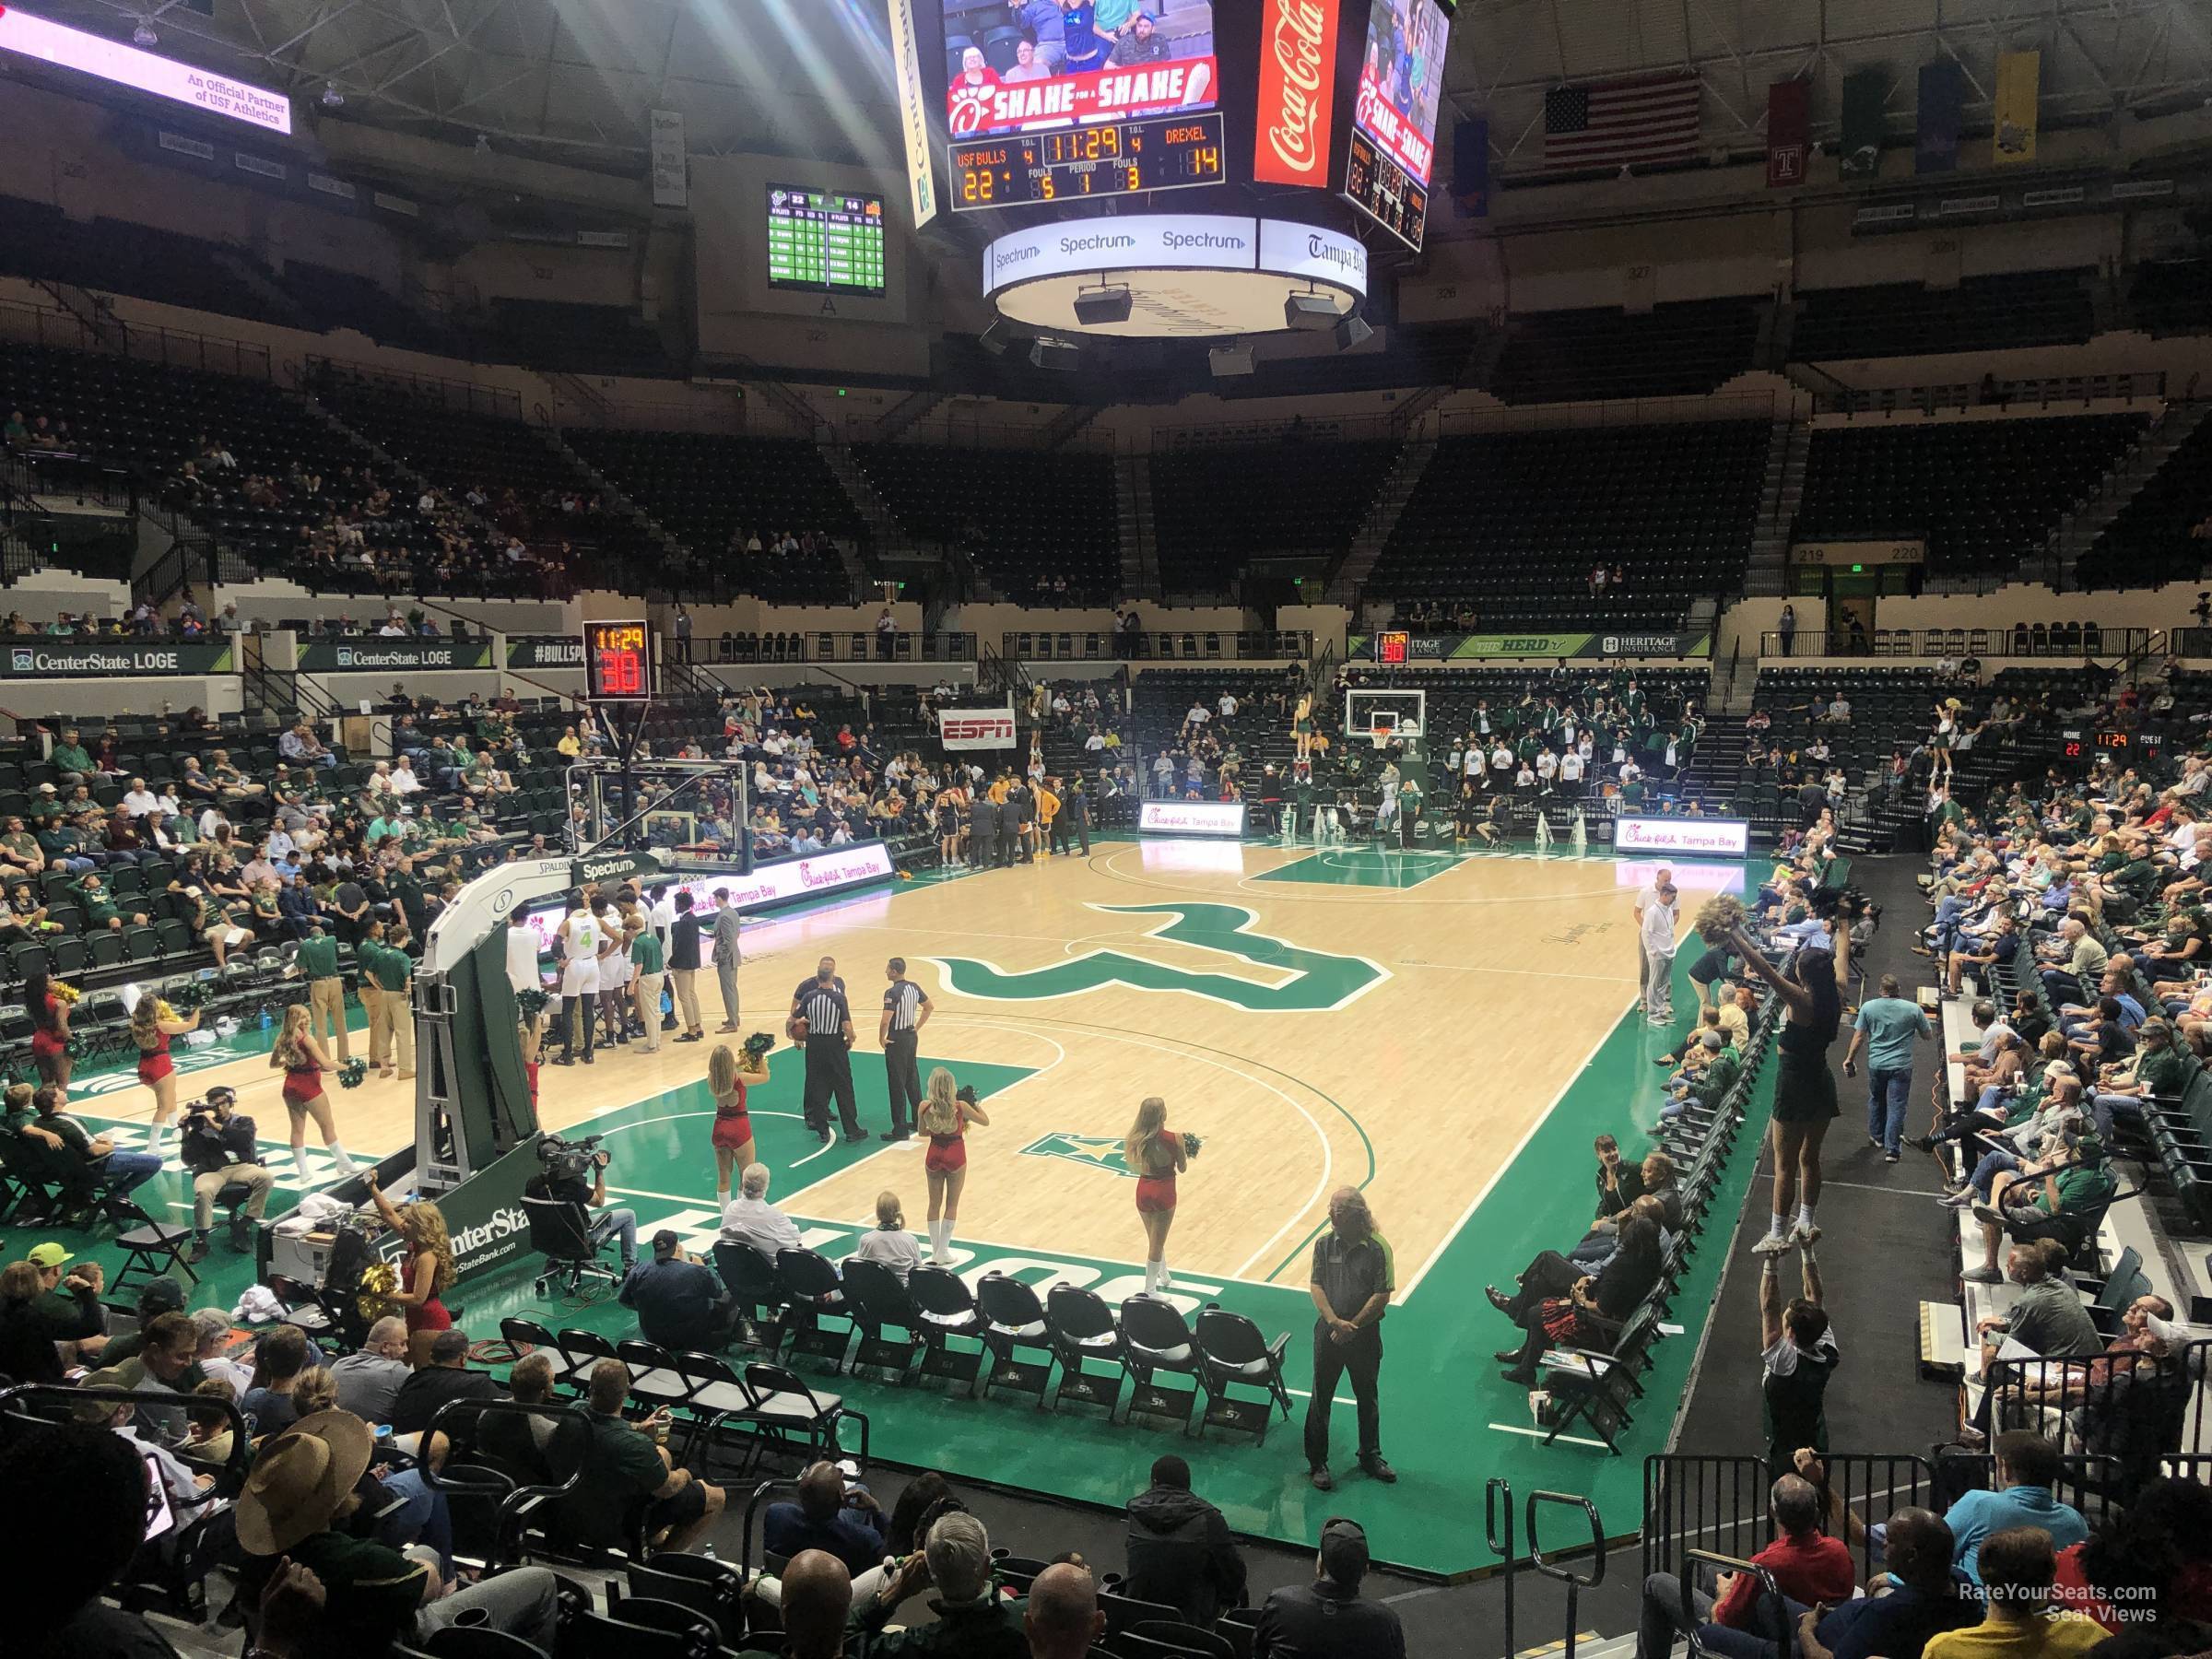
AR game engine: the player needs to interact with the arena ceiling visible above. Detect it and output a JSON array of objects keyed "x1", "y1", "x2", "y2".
[{"x1": 30, "y1": 0, "x2": 2212, "y2": 182}]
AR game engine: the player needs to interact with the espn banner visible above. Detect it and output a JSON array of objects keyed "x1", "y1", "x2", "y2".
[
  {"x1": 1349, "y1": 629, "x2": 1712, "y2": 662},
  {"x1": 939, "y1": 708, "x2": 1018, "y2": 749}
]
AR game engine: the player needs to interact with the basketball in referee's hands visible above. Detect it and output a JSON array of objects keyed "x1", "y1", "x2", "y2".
[
  {"x1": 1694, "y1": 894, "x2": 1747, "y2": 944},
  {"x1": 787, "y1": 1016, "x2": 809, "y2": 1042}
]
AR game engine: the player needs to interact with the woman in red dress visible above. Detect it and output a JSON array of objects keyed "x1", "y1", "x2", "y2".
[
  {"x1": 709, "y1": 1041, "x2": 771, "y2": 1211},
  {"x1": 23, "y1": 969, "x2": 71, "y2": 1090},
  {"x1": 1125, "y1": 1095, "x2": 1187, "y2": 1293},
  {"x1": 366, "y1": 1171, "x2": 455, "y2": 1367},
  {"x1": 915, "y1": 1067, "x2": 989, "y2": 1265},
  {"x1": 130, "y1": 994, "x2": 200, "y2": 1157},
  {"x1": 267, "y1": 1004, "x2": 359, "y2": 1182}
]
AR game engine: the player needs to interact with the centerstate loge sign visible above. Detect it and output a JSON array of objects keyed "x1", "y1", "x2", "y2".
[
  {"x1": 939, "y1": 708, "x2": 1018, "y2": 750},
  {"x1": 1614, "y1": 816, "x2": 1750, "y2": 858},
  {"x1": 3, "y1": 639, "x2": 235, "y2": 677},
  {"x1": 299, "y1": 639, "x2": 496, "y2": 673}
]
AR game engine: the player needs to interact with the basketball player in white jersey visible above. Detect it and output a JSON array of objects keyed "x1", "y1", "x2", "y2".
[{"x1": 556, "y1": 888, "x2": 601, "y2": 1065}]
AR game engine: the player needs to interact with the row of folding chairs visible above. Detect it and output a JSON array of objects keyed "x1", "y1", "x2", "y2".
[{"x1": 712, "y1": 1242, "x2": 1297, "y2": 1443}]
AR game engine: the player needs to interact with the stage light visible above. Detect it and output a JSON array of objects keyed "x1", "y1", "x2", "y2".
[
  {"x1": 980, "y1": 321, "x2": 1008, "y2": 356},
  {"x1": 132, "y1": 18, "x2": 158, "y2": 47},
  {"x1": 1030, "y1": 337, "x2": 1080, "y2": 371},
  {"x1": 1208, "y1": 344, "x2": 1255, "y2": 378},
  {"x1": 1335, "y1": 315, "x2": 1374, "y2": 350},
  {"x1": 1073, "y1": 285, "x2": 1133, "y2": 326},
  {"x1": 323, "y1": 82, "x2": 345, "y2": 107},
  {"x1": 1284, "y1": 291, "x2": 1338, "y2": 331}
]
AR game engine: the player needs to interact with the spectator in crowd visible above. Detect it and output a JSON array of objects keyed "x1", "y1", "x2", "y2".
[
  {"x1": 1797, "y1": 1509, "x2": 1976, "y2": 1659},
  {"x1": 1027, "y1": 1563, "x2": 1106, "y2": 1659},
  {"x1": 386, "y1": 1328, "x2": 500, "y2": 1440},
  {"x1": 854, "y1": 1512, "x2": 1029, "y2": 1657},
  {"x1": 1922, "y1": 1526, "x2": 2104, "y2": 1659},
  {"x1": 619, "y1": 1230, "x2": 732, "y2": 1357},
  {"x1": 1253, "y1": 1517, "x2": 1404, "y2": 1659},
  {"x1": 1124, "y1": 1453, "x2": 1247, "y2": 1628},
  {"x1": 1636, "y1": 1475, "x2": 1853, "y2": 1659},
  {"x1": 235, "y1": 1407, "x2": 561, "y2": 1656},
  {"x1": 553, "y1": 1358, "x2": 724, "y2": 1555},
  {"x1": 1942, "y1": 1432, "x2": 2089, "y2": 1584},
  {"x1": 720, "y1": 1161, "x2": 802, "y2": 1260},
  {"x1": 328, "y1": 1316, "x2": 412, "y2": 1425},
  {"x1": 766, "y1": 1459, "x2": 892, "y2": 1582},
  {"x1": 1843, "y1": 973, "x2": 1931, "y2": 1161}
]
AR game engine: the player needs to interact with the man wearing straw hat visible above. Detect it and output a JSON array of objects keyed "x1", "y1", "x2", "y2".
[{"x1": 236, "y1": 1409, "x2": 560, "y2": 1654}]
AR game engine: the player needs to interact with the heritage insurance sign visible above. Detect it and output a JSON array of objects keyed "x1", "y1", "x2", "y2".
[
  {"x1": 298, "y1": 638, "x2": 496, "y2": 673},
  {"x1": 2, "y1": 640, "x2": 235, "y2": 677}
]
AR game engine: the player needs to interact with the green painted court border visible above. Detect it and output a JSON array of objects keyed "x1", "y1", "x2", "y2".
[
  {"x1": 0, "y1": 853, "x2": 1769, "y2": 1578},
  {"x1": 1253, "y1": 848, "x2": 1468, "y2": 889}
]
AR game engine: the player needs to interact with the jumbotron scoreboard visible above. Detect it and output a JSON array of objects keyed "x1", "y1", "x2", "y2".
[
  {"x1": 951, "y1": 113, "x2": 1226, "y2": 208},
  {"x1": 910, "y1": 1, "x2": 1456, "y2": 252}
]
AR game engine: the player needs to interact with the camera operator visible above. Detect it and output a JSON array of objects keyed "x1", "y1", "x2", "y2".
[
  {"x1": 525, "y1": 1139, "x2": 638, "y2": 1275},
  {"x1": 177, "y1": 1085, "x2": 273, "y2": 1265}
]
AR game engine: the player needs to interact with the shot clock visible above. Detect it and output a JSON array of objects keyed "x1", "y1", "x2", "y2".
[
  {"x1": 950, "y1": 112, "x2": 1227, "y2": 210},
  {"x1": 584, "y1": 619, "x2": 653, "y2": 702}
]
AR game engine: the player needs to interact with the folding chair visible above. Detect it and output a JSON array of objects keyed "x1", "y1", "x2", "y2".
[
  {"x1": 1194, "y1": 1308, "x2": 1293, "y2": 1443},
  {"x1": 1043, "y1": 1283, "x2": 1127, "y2": 1415},
  {"x1": 907, "y1": 1265, "x2": 987, "y2": 1390},
  {"x1": 1118, "y1": 1297, "x2": 1208, "y2": 1432}
]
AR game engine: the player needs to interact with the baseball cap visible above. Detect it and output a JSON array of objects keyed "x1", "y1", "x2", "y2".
[
  {"x1": 651, "y1": 1229, "x2": 681, "y2": 1260},
  {"x1": 1320, "y1": 1517, "x2": 1370, "y2": 1585},
  {"x1": 1700, "y1": 1030, "x2": 1725, "y2": 1051},
  {"x1": 27, "y1": 1241, "x2": 71, "y2": 1268}
]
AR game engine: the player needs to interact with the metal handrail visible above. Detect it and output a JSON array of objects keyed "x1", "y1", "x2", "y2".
[
  {"x1": 1526, "y1": 1489, "x2": 1607, "y2": 1659},
  {"x1": 1486, "y1": 1477, "x2": 1518, "y2": 1659}
]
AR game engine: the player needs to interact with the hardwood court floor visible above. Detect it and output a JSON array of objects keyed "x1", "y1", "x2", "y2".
[{"x1": 14, "y1": 839, "x2": 1771, "y2": 1575}]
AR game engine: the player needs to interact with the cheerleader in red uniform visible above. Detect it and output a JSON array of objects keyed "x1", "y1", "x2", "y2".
[
  {"x1": 366, "y1": 1171, "x2": 454, "y2": 1367},
  {"x1": 267, "y1": 1004, "x2": 359, "y2": 1182},
  {"x1": 915, "y1": 1067, "x2": 989, "y2": 1265},
  {"x1": 23, "y1": 969, "x2": 70, "y2": 1090},
  {"x1": 129, "y1": 994, "x2": 200, "y2": 1157},
  {"x1": 709, "y1": 1040, "x2": 771, "y2": 1211},
  {"x1": 1125, "y1": 1095, "x2": 1187, "y2": 1292}
]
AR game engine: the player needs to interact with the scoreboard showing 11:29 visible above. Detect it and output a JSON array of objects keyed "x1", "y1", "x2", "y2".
[{"x1": 951, "y1": 111, "x2": 1225, "y2": 209}]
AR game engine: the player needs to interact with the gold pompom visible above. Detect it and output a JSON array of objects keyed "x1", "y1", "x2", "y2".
[{"x1": 1694, "y1": 894, "x2": 1748, "y2": 944}]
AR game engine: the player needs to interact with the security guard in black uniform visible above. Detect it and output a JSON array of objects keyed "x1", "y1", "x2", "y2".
[
  {"x1": 1007, "y1": 778, "x2": 1036, "y2": 865},
  {"x1": 788, "y1": 955, "x2": 863, "y2": 1145},
  {"x1": 1057, "y1": 776, "x2": 1091, "y2": 856}
]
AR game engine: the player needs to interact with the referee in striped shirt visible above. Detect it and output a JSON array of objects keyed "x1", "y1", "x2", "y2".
[
  {"x1": 789, "y1": 955, "x2": 863, "y2": 1146},
  {"x1": 879, "y1": 958, "x2": 933, "y2": 1142}
]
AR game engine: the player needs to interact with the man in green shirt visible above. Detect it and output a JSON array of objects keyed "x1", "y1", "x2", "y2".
[
  {"x1": 299, "y1": 922, "x2": 350, "y2": 1062},
  {"x1": 49, "y1": 727, "x2": 92, "y2": 785},
  {"x1": 2088, "y1": 1018, "x2": 2194, "y2": 1140},
  {"x1": 553, "y1": 1359, "x2": 723, "y2": 1553},
  {"x1": 359, "y1": 918, "x2": 414, "y2": 1080},
  {"x1": 1844, "y1": 972, "x2": 1934, "y2": 1160},
  {"x1": 1968, "y1": 1134, "x2": 2118, "y2": 1282},
  {"x1": 851, "y1": 1512, "x2": 1030, "y2": 1658}
]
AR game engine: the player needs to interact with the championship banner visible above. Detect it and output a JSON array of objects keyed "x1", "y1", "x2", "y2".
[
  {"x1": 1766, "y1": 79, "x2": 1808, "y2": 187},
  {"x1": 1915, "y1": 59, "x2": 1963, "y2": 173},
  {"x1": 649, "y1": 108, "x2": 688, "y2": 209},
  {"x1": 1993, "y1": 50, "x2": 2040, "y2": 165},
  {"x1": 1347, "y1": 629, "x2": 1712, "y2": 661},
  {"x1": 299, "y1": 638, "x2": 497, "y2": 673},
  {"x1": 2, "y1": 639, "x2": 235, "y2": 677},
  {"x1": 1839, "y1": 66, "x2": 1886, "y2": 179},
  {"x1": 1254, "y1": 0, "x2": 1340, "y2": 187},
  {"x1": 506, "y1": 635, "x2": 586, "y2": 670},
  {"x1": 885, "y1": 0, "x2": 939, "y2": 228},
  {"x1": 948, "y1": 56, "x2": 1218, "y2": 137},
  {"x1": 939, "y1": 707, "x2": 1018, "y2": 749}
]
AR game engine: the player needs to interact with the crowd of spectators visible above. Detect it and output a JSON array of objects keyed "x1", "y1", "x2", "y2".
[{"x1": 0, "y1": 1226, "x2": 1412, "y2": 1659}]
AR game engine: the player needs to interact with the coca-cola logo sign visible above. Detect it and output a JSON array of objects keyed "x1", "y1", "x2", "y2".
[{"x1": 1254, "y1": 0, "x2": 1341, "y2": 188}]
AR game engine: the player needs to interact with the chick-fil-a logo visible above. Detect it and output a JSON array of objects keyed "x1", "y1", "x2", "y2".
[{"x1": 1255, "y1": 0, "x2": 1340, "y2": 186}]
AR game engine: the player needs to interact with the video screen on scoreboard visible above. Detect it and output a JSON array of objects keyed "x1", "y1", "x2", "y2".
[
  {"x1": 766, "y1": 186, "x2": 887, "y2": 297},
  {"x1": 943, "y1": 1, "x2": 1218, "y2": 138},
  {"x1": 1353, "y1": 0, "x2": 1448, "y2": 187}
]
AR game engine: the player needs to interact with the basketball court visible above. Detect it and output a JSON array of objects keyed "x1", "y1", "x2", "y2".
[{"x1": 15, "y1": 836, "x2": 1769, "y2": 1576}]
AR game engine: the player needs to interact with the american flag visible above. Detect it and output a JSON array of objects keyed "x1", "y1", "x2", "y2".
[{"x1": 1543, "y1": 76, "x2": 1701, "y2": 170}]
